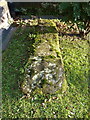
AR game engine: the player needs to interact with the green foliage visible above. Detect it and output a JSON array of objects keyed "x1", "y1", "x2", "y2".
[
  {"x1": 2, "y1": 27, "x2": 32, "y2": 100},
  {"x1": 28, "y1": 33, "x2": 36, "y2": 39},
  {"x1": 14, "y1": 3, "x2": 90, "y2": 36},
  {"x1": 58, "y1": 2, "x2": 90, "y2": 21},
  {"x1": 57, "y1": 2, "x2": 90, "y2": 35},
  {"x1": 2, "y1": 20, "x2": 89, "y2": 118}
]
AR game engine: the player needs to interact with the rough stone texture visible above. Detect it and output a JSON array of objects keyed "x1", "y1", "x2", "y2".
[
  {"x1": 21, "y1": 19, "x2": 67, "y2": 96},
  {"x1": 0, "y1": 0, "x2": 13, "y2": 29}
]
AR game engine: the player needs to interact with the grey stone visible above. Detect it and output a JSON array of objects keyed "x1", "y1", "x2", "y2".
[
  {"x1": 0, "y1": 7, "x2": 3, "y2": 17},
  {"x1": 0, "y1": 0, "x2": 13, "y2": 29},
  {"x1": 21, "y1": 20, "x2": 67, "y2": 96}
]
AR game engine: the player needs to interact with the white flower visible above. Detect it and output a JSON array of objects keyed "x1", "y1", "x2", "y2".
[
  {"x1": 59, "y1": 81, "x2": 62, "y2": 87},
  {"x1": 42, "y1": 103, "x2": 45, "y2": 106},
  {"x1": 32, "y1": 74, "x2": 38, "y2": 80}
]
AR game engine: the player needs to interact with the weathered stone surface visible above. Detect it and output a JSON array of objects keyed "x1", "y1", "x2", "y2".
[
  {"x1": 21, "y1": 20, "x2": 67, "y2": 96},
  {"x1": 0, "y1": 0, "x2": 13, "y2": 29}
]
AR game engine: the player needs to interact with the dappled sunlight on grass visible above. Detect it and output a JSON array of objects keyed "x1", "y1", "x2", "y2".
[{"x1": 2, "y1": 20, "x2": 89, "y2": 118}]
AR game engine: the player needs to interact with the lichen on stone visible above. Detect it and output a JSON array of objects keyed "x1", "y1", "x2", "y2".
[{"x1": 21, "y1": 19, "x2": 67, "y2": 96}]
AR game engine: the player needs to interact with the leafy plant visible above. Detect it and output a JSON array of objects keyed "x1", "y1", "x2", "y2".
[
  {"x1": 2, "y1": 19, "x2": 89, "y2": 119},
  {"x1": 57, "y1": 2, "x2": 90, "y2": 36}
]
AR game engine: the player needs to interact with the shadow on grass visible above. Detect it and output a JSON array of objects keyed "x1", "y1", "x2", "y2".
[
  {"x1": 2, "y1": 22, "x2": 89, "y2": 119},
  {"x1": 2, "y1": 24, "x2": 58, "y2": 100},
  {"x1": 2, "y1": 24, "x2": 89, "y2": 100},
  {"x1": 2, "y1": 26, "x2": 35, "y2": 100}
]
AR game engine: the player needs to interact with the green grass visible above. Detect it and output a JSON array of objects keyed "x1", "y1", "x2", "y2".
[{"x1": 2, "y1": 25, "x2": 89, "y2": 118}]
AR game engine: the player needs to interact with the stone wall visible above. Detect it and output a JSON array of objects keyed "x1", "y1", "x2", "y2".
[{"x1": 0, "y1": 0, "x2": 13, "y2": 29}]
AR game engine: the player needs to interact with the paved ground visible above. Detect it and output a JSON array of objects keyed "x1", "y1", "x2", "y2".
[{"x1": 0, "y1": 25, "x2": 16, "y2": 51}]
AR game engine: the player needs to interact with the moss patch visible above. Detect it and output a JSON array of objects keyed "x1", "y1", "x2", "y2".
[
  {"x1": 21, "y1": 19, "x2": 67, "y2": 95},
  {"x1": 2, "y1": 19, "x2": 89, "y2": 118}
]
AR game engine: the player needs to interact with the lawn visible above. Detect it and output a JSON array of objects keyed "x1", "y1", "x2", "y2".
[{"x1": 2, "y1": 19, "x2": 89, "y2": 118}]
